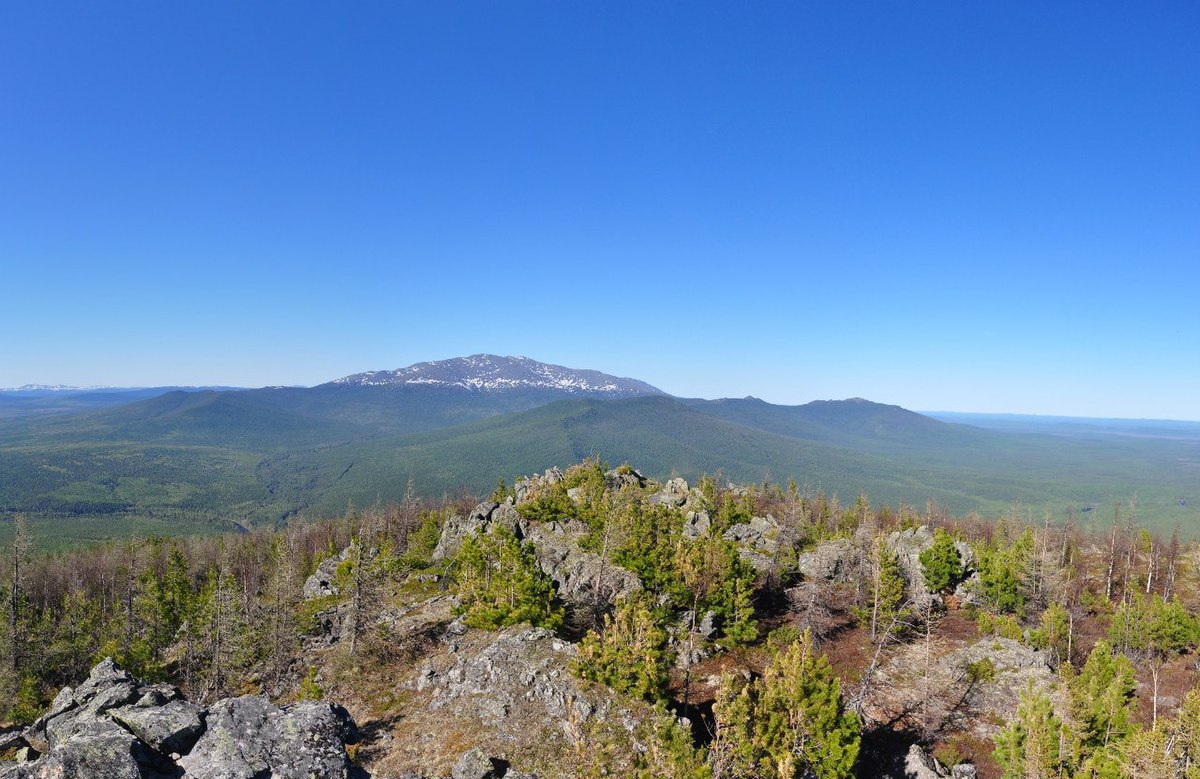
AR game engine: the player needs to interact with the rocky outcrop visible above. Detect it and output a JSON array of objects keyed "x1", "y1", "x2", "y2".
[
  {"x1": 0, "y1": 658, "x2": 360, "y2": 779},
  {"x1": 391, "y1": 623, "x2": 650, "y2": 778},
  {"x1": 304, "y1": 547, "x2": 350, "y2": 599},
  {"x1": 723, "y1": 515, "x2": 783, "y2": 572},
  {"x1": 433, "y1": 500, "x2": 528, "y2": 562},
  {"x1": 885, "y1": 526, "x2": 978, "y2": 610},
  {"x1": 795, "y1": 538, "x2": 856, "y2": 582},
  {"x1": 865, "y1": 636, "x2": 1058, "y2": 739},
  {"x1": 514, "y1": 468, "x2": 564, "y2": 505},
  {"x1": 526, "y1": 522, "x2": 641, "y2": 607}
]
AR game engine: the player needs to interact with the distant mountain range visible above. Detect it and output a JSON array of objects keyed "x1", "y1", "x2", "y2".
[{"x1": 1, "y1": 355, "x2": 1197, "y2": 548}]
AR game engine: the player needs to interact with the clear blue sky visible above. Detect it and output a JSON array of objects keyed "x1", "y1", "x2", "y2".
[{"x1": 3, "y1": 2, "x2": 1197, "y2": 419}]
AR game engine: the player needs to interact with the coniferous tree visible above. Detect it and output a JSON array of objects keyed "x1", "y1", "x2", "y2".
[
  {"x1": 454, "y1": 527, "x2": 562, "y2": 631},
  {"x1": 918, "y1": 528, "x2": 964, "y2": 594},
  {"x1": 574, "y1": 594, "x2": 670, "y2": 702},
  {"x1": 181, "y1": 560, "x2": 254, "y2": 702},
  {"x1": 994, "y1": 683, "x2": 1067, "y2": 779},
  {"x1": 712, "y1": 629, "x2": 860, "y2": 779},
  {"x1": 1066, "y1": 640, "x2": 1138, "y2": 778}
]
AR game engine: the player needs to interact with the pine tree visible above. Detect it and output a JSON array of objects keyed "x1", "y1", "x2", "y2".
[
  {"x1": 717, "y1": 628, "x2": 860, "y2": 779},
  {"x1": 918, "y1": 528, "x2": 964, "y2": 594},
  {"x1": 862, "y1": 537, "x2": 908, "y2": 642},
  {"x1": 181, "y1": 560, "x2": 254, "y2": 702},
  {"x1": 574, "y1": 594, "x2": 670, "y2": 702},
  {"x1": 1066, "y1": 640, "x2": 1137, "y2": 778},
  {"x1": 1119, "y1": 727, "x2": 1173, "y2": 779},
  {"x1": 994, "y1": 683, "x2": 1067, "y2": 779},
  {"x1": 454, "y1": 527, "x2": 563, "y2": 631}
]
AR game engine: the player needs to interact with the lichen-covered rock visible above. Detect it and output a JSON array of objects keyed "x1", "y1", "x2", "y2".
[
  {"x1": 6, "y1": 659, "x2": 360, "y2": 779},
  {"x1": 723, "y1": 514, "x2": 782, "y2": 572},
  {"x1": 526, "y1": 523, "x2": 641, "y2": 607},
  {"x1": 179, "y1": 696, "x2": 357, "y2": 779},
  {"x1": 111, "y1": 690, "x2": 205, "y2": 756},
  {"x1": 7, "y1": 720, "x2": 145, "y2": 779}
]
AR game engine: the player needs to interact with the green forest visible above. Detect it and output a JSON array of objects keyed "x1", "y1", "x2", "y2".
[{"x1": 2, "y1": 459, "x2": 1200, "y2": 777}]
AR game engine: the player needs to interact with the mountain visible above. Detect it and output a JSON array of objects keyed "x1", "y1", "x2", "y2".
[
  {"x1": 1, "y1": 355, "x2": 1197, "y2": 548},
  {"x1": 328, "y1": 354, "x2": 662, "y2": 396}
]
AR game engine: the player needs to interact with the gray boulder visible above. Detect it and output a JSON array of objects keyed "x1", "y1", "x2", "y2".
[
  {"x1": 723, "y1": 515, "x2": 782, "y2": 572},
  {"x1": 682, "y1": 510, "x2": 711, "y2": 540},
  {"x1": 887, "y1": 743, "x2": 976, "y2": 779},
  {"x1": 111, "y1": 689, "x2": 204, "y2": 756},
  {"x1": 179, "y1": 696, "x2": 356, "y2": 779},
  {"x1": 795, "y1": 538, "x2": 855, "y2": 582},
  {"x1": 7, "y1": 658, "x2": 360, "y2": 779},
  {"x1": 8, "y1": 720, "x2": 145, "y2": 779}
]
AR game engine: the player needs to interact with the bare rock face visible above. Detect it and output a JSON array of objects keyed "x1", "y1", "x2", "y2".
[
  {"x1": 526, "y1": 522, "x2": 641, "y2": 607},
  {"x1": 795, "y1": 538, "x2": 856, "y2": 582},
  {"x1": 0, "y1": 659, "x2": 360, "y2": 779},
  {"x1": 433, "y1": 500, "x2": 529, "y2": 562}
]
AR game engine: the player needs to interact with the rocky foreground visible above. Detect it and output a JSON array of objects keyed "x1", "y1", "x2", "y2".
[{"x1": 0, "y1": 659, "x2": 361, "y2": 779}]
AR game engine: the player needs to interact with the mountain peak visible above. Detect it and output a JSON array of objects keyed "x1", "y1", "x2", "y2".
[{"x1": 327, "y1": 355, "x2": 663, "y2": 397}]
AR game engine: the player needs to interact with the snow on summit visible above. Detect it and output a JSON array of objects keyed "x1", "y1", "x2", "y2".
[{"x1": 329, "y1": 355, "x2": 662, "y2": 397}]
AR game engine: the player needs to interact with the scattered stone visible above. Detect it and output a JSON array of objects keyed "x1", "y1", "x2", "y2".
[{"x1": 452, "y1": 747, "x2": 498, "y2": 779}]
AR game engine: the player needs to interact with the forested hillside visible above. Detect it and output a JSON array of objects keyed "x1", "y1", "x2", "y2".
[{"x1": 2, "y1": 460, "x2": 1198, "y2": 778}]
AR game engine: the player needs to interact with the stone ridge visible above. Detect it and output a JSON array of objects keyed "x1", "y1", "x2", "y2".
[{"x1": 327, "y1": 355, "x2": 662, "y2": 396}]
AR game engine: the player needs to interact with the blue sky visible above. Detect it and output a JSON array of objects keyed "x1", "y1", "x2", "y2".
[{"x1": 3, "y1": 2, "x2": 1197, "y2": 418}]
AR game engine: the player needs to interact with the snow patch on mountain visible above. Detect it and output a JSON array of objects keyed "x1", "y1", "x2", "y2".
[{"x1": 329, "y1": 355, "x2": 662, "y2": 397}]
